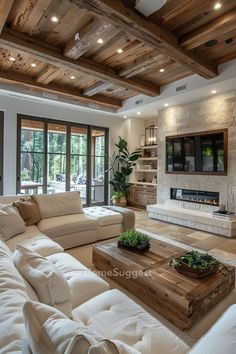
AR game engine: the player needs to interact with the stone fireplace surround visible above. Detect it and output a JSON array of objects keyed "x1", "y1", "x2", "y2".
[{"x1": 147, "y1": 91, "x2": 236, "y2": 237}]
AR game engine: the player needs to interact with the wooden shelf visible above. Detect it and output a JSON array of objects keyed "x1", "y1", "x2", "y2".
[
  {"x1": 129, "y1": 182, "x2": 157, "y2": 186},
  {"x1": 141, "y1": 145, "x2": 158, "y2": 149},
  {"x1": 135, "y1": 169, "x2": 157, "y2": 172},
  {"x1": 139, "y1": 157, "x2": 157, "y2": 161}
]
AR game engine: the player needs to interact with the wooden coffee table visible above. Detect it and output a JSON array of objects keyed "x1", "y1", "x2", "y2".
[{"x1": 93, "y1": 238, "x2": 235, "y2": 329}]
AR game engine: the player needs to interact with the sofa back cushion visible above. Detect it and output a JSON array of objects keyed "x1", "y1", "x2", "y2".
[
  {"x1": 23, "y1": 301, "x2": 103, "y2": 354},
  {"x1": 32, "y1": 191, "x2": 83, "y2": 219},
  {"x1": 13, "y1": 244, "x2": 72, "y2": 317},
  {"x1": 0, "y1": 195, "x2": 30, "y2": 205},
  {"x1": 0, "y1": 204, "x2": 26, "y2": 241},
  {"x1": 13, "y1": 197, "x2": 41, "y2": 226}
]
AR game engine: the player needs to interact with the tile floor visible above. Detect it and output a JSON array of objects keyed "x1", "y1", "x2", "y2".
[{"x1": 135, "y1": 209, "x2": 236, "y2": 261}]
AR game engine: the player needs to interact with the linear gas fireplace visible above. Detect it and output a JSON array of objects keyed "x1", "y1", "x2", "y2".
[{"x1": 170, "y1": 188, "x2": 219, "y2": 206}]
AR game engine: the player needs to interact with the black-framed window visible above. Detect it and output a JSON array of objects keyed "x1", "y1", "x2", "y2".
[
  {"x1": 166, "y1": 129, "x2": 227, "y2": 175},
  {"x1": 17, "y1": 115, "x2": 109, "y2": 206},
  {"x1": 0, "y1": 111, "x2": 4, "y2": 195}
]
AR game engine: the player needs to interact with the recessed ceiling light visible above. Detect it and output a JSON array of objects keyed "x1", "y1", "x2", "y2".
[
  {"x1": 213, "y1": 2, "x2": 222, "y2": 10},
  {"x1": 164, "y1": 103, "x2": 169, "y2": 107},
  {"x1": 117, "y1": 48, "x2": 123, "y2": 54},
  {"x1": 211, "y1": 90, "x2": 217, "y2": 94},
  {"x1": 70, "y1": 75, "x2": 76, "y2": 80},
  {"x1": 9, "y1": 56, "x2": 16, "y2": 62},
  {"x1": 31, "y1": 63, "x2": 37, "y2": 67},
  {"x1": 97, "y1": 38, "x2": 104, "y2": 44},
  {"x1": 159, "y1": 68, "x2": 165, "y2": 73},
  {"x1": 123, "y1": 115, "x2": 128, "y2": 119},
  {"x1": 137, "y1": 111, "x2": 141, "y2": 115},
  {"x1": 51, "y1": 16, "x2": 59, "y2": 23}
]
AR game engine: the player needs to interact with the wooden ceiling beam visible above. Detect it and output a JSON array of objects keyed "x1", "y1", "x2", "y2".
[
  {"x1": 84, "y1": 50, "x2": 165, "y2": 96},
  {"x1": 83, "y1": 81, "x2": 112, "y2": 96},
  {"x1": 119, "y1": 50, "x2": 166, "y2": 78},
  {"x1": 70, "y1": 0, "x2": 218, "y2": 79},
  {"x1": 0, "y1": 0, "x2": 14, "y2": 33},
  {"x1": 180, "y1": 8, "x2": 236, "y2": 50},
  {"x1": 36, "y1": 65, "x2": 64, "y2": 84},
  {"x1": 64, "y1": 18, "x2": 112, "y2": 59},
  {"x1": 0, "y1": 30, "x2": 160, "y2": 97},
  {"x1": 0, "y1": 70, "x2": 121, "y2": 111}
]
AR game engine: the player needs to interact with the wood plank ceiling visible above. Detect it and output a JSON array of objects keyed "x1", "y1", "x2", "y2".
[{"x1": 0, "y1": 0, "x2": 235, "y2": 112}]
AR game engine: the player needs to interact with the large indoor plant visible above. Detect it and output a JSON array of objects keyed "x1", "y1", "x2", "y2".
[{"x1": 108, "y1": 137, "x2": 141, "y2": 206}]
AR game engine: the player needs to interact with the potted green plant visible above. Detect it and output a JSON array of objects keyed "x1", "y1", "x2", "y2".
[
  {"x1": 118, "y1": 230, "x2": 150, "y2": 253},
  {"x1": 108, "y1": 137, "x2": 141, "y2": 206},
  {"x1": 111, "y1": 191, "x2": 126, "y2": 207},
  {"x1": 170, "y1": 250, "x2": 219, "y2": 278}
]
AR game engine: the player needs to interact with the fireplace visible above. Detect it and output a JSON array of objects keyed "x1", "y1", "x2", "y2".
[{"x1": 170, "y1": 188, "x2": 219, "y2": 206}]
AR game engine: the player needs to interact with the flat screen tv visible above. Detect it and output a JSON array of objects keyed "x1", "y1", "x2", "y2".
[{"x1": 166, "y1": 129, "x2": 227, "y2": 175}]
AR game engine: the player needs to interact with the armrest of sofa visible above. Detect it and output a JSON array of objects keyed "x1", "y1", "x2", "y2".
[{"x1": 188, "y1": 305, "x2": 236, "y2": 354}]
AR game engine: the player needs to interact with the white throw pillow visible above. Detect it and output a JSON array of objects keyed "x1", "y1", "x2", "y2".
[
  {"x1": 32, "y1": 191, "x2": 84, "y2": 219},
  {"x1": 0, "y1": 204, "x2": 25, "y2": 241},
  {"x1": 13, "y1": 245, "x2": 72, "y2": 317},
  {"x1": 89, "y1": 340, "x2": 142, "y2": 354},
  {"x1": 23, "y1": 301, "x2": 103, "y2": 354}
]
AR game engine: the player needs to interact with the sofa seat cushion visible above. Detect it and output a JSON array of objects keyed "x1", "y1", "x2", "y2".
[
  {"x1": 188, "y1": 304, "x2": 236, "y2": 354},
  {"x1": 72, "y1": 289, "x2": 189, "y2": 354},
  {"x1": 47, "y1": 252, "x2": 110, "y2": 307},
  {"x1": 84, "y1": 207, "x2": 122, "y2": 226},
  {"x1": 37, "y1": 214, "x2": 98, "y2": 238},
  {"x1": 5, "y1": 225, "x2": 64, "y2": 257}
]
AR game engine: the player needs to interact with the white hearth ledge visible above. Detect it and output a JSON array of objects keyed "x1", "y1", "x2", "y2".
[{"x1": 147, "y1": 204, "x2": 236, "y2": 238}]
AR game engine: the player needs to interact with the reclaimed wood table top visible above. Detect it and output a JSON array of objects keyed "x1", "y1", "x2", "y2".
[{"x1": 93, "y1": 238, "x2": 235, "y2": 329}]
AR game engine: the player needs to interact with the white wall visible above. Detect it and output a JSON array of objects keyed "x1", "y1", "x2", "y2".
[{"x1": 0, "y1": 94, "x2": 125, "y2": 195}]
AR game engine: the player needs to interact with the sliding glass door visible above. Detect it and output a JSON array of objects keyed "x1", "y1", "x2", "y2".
[
  {"x1": 17, "y1": 115, "x2": 109, "y2": 206},
  {"x1": 0, "y1": 111, "x2": 4, "y2": 195},
  {"x1": 70, "y1": 126, "x2": 88, "y2": 205},
  {"x1": 90, "y1": 128, "x2": 108, "y2": 205}
]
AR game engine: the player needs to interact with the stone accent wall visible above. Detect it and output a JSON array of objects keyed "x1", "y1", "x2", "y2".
[{"x1": 157, "y1": 91, "x2": 236, "y2": 212}]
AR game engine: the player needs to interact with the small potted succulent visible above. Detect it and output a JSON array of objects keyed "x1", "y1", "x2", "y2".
[
  {"x1": 118, "y1": 230, "x2": 150, "y2": 253},
  {"x1": 170, "y1": 250, "x2": 219, "y2": 278}
]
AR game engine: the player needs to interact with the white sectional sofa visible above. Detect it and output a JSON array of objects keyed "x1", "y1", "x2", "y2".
[
  {"x1": 0, "y1": 237, "x2": 190, "y2": 354},
  {"x1": 0, "y1": 192, "x2": 236, "y2": 353},
  {"x1": 0, "y1": 193, "x2": 126, "y2": 249},
  {"x1": 0, "y1": 229, "x2": 236, "y2": 354}
]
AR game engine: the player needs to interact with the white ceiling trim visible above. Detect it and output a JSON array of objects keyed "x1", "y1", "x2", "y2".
[{"x1": 118, "y1": 59, "x2": 236, "y2": 118}]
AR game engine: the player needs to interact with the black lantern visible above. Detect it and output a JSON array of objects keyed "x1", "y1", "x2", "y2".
[{"x1": 145, "y1": 124, "x2": 157, "y2": 145}]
